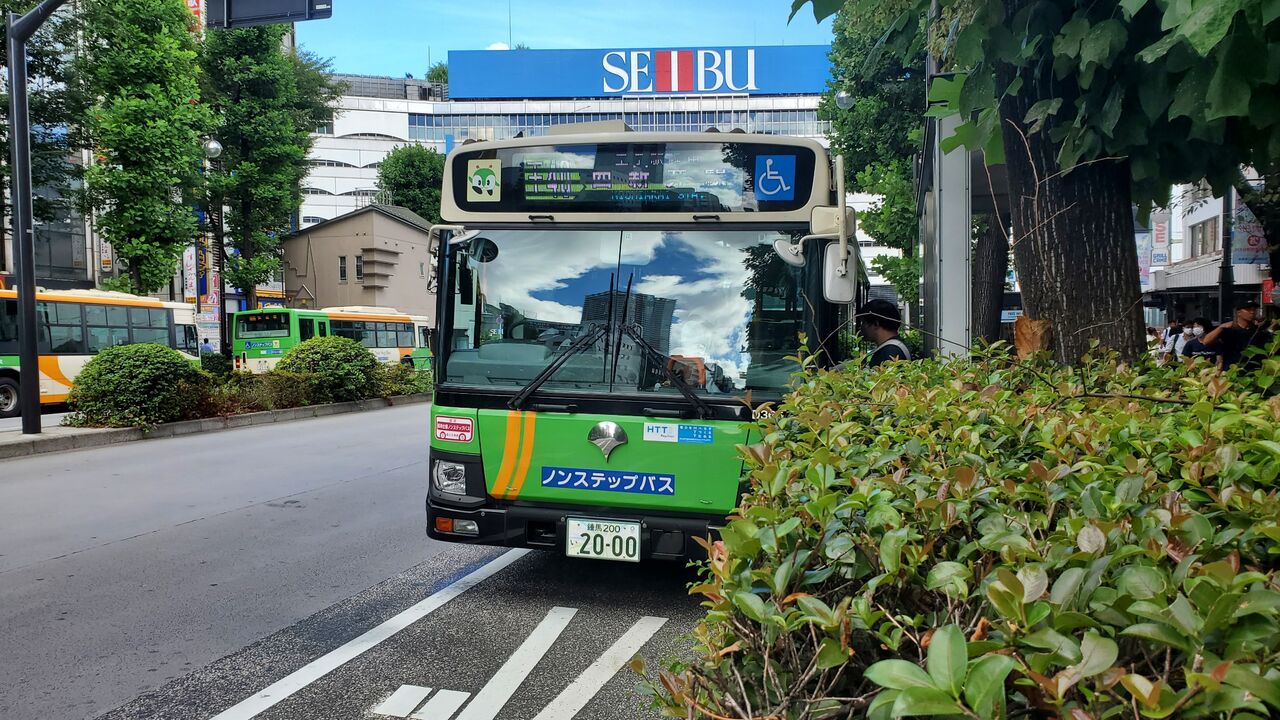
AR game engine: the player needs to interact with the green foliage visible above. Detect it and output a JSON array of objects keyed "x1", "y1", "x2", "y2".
[
  {"x1": 67, "y1": 343, "x2": 206, "y2": 428},
  {"x1": 819, "y1": 1, "x2": 924, "y2": 190},
  {"x1": 277, "y1": 336, "x2": 380, "y2": 402},
  {"x1": 377, "y1": 362, "x2": 434, "y2": 398},
  {"x1": 200, "y1": 26, "x2": 342, "y2": 302},
  {"x1": 426, "y1": 61, "x2": 447, "y2": 84},
  {"x1": 78, "y1": 0, "x2": 210, "y2": 294},
  {"x1": 652, "y1": 340, "x2": 1280, "y2": 718},
  {"x1": 376, "y1": 144, "x2": 446, "y2": 224},
  {"x1": 200, "y1": 351, "x2": 232, "y2": 379},
  {"x1": 869, "y1": 255, "x2": 923, "y2": 305},
  {"x1": 806, "y1": 0, "x2": 1280, "y2": 213},
  {"x1": 224, "y1": 369, "x2": 316, "y2": 410},
  {"x1": 0, "y1": 1, "x2": 85, "y2": 241}
]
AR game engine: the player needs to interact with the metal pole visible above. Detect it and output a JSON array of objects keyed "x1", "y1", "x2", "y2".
[
  {"x1": 1219, "y1": 188, "x2": 1235, "y2": 320},
  {"x1": 8, "y1": 0, "x2": 70, "y2": 435}
]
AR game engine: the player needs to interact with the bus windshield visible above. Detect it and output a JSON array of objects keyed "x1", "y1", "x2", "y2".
[
  {"x1": 441, "y1": 229, "x2": 808, "y2": 397},
  {"x1": 236, "y1": 312, "x2": 291, "y2": 339}
]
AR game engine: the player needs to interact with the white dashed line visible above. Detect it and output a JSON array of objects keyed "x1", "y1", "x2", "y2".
[
  {"x1": 454, "y1": 606, "x2": 578, "y2": 720},
  {"x1": 208, "y1": 549, "x2": 529, "y2": 720},
  {"x1": 531, "y1": 615, "x2": 668, "y2": 720}
]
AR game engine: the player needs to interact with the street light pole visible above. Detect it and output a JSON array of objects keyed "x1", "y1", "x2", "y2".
[
  {"x1": 8, "y1": 0, "x2": 71, "y2": 435},
  {"x1": 1219, "y1": 188, "x2": 1236, "y2": 320}
]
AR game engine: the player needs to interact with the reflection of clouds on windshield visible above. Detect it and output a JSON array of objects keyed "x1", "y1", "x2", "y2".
[
  {"x1": 473, "y1": 229, "x2": 788, "y2": 390},
  {"x1": 663, "y1": 147, "x2": 751, "y2": 210},
  {"x1": 478, "y1": 231, "x2": 664, "y2": 324},
  {"x1": 634, "y1": 231, "x2": 783, "y2": 387}
]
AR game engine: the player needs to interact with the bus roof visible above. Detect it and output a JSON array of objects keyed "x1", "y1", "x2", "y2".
[
  {"x1": 0, "y1": 287, "x2": 170, "y2": 307},
  {"x1": 441, "y1": 131, "x2": 831, "y2": 226}
]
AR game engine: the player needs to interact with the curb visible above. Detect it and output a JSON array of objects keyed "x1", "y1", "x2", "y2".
[{"x1": 0, "y1": 393, "x2": 432, "y2": 461}]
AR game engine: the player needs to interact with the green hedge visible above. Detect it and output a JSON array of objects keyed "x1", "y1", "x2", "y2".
[
  {"x1": 67, "y1": 343, "x2": 208, "y2": 428},
  {"x1": 648, "y1": 342, "x2": 1280, "y2": 719},
  {"x1": 277, "y1": 336, "x2": 380, "y2": 403}
]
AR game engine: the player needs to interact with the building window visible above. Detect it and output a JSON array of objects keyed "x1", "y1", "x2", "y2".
[
  {"x1": 316, "y1": 113, "x2": 334, "y2": 135},
  {"x1": 338, "y1": 255, "x2": 347, "y2": 283},
  {"x1": 302, "y1": 216, "x2": 326, "y2": 225},
  {"x1": 302, "y1": 187, "x2": 333, "y2": 195},
  {"x1": 355, "y1": 255, "x2": 364, "y2": 282},
  {"x1": 419, "y1": 262, "x2": 425, "y2": 277},
  {"x1": 1190, "y1": 217, "x2": 1220, "y2": 257},
  {"x1": 309, "y1": 159, "x2": 357, "y2": 168}
]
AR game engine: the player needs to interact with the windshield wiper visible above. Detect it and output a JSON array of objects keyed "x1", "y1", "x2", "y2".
[
  {"x1": 621, "y1": 324, "x2": 713, "y2": 420},
  {"x1": 508, "y1": 323, "x2": 608, "y2": 411}
]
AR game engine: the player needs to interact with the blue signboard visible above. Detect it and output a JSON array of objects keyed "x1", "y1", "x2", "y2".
[{"x1": 449, "y1": 45, "x2": 831, "y2": 99}]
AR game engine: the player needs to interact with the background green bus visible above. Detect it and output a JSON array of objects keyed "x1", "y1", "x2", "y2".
[{"x1": 232, "y1": 306, "x2": 432, "y2": 373}]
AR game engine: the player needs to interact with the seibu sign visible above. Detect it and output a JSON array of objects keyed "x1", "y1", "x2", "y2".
[
  {"x1": 602, "y1": 49, "x2": 756, "y2": 94},
  {"x1": 448, "y1": 45, "x2": 829, "y2": 100}
]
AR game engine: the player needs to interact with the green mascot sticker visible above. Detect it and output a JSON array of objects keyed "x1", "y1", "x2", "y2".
[{"x1": 466, "y1": 160, "x2": 501, "y2": 202}]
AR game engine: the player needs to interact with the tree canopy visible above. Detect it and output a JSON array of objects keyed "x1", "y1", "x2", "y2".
[
  {"x1": 78, "y1": 0, "x2": 209, "y2": 294},
  {"x1": 200, "y1": 25, "x2": 342, "y2": 306},
  {"x1": 376, "y1": 145, "x2": 445, "y2": 224}
]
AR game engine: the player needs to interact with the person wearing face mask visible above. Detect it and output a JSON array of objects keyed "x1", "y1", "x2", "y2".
[
  {"x1": 1172, "y1": 322, "x2": 1195, "y2": 358},
  {"x1": 1179, "y1": 318, "x2": 1215, "y2": 361}
]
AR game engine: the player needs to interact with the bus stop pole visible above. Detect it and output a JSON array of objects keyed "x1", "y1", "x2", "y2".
[{"x1": 8, "y1": 0, "x2": 69, "y2": 435}]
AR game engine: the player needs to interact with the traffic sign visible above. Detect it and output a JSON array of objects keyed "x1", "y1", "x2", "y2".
[{"x1": 205, "y1": 0, "x2": 332, "y2": 29}]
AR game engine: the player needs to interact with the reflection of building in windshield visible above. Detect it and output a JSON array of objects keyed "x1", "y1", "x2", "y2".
[{"x1": 581, "y1": 290, "x2": 676, "y2": 355}]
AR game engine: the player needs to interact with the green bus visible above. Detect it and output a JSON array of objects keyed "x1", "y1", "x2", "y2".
[
  {"x1": 426, "y1": 131, "x2": 865, "y2": 562},
  {"x1": 232, "y1": 306, "x2": 432, "y2": 373}
]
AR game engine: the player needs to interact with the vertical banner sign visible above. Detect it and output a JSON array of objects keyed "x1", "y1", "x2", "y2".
[
  {"x1": 1151, "y1": 211, "x2": 1170, "y2": 265},
  {"x1": 183, "y1": 246, "x2": 197, "y2": 300},
  {"x1": 1263, "y1": 278, "x2": 1275, "y2": 306},
  {"x1": 1136, "y1": 231, "x2": 1153, "y2": 292},
  {"x1": 1232, "y1": 203, "x2": 1269, "y2": 265}
]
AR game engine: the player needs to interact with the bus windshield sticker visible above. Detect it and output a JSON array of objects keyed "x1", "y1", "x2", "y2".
[
  {"x1": 754, "y1": 155, "x2": 796, "y2": 201},
  {"x1": 541, "y1": 467, "x2": 675, "y2": 496},
  {"x1": 466, "y1": 160, "x2": 501, "y2": 202},
  {"x1": 434, "y1": 415, "x2": 474, "y2": 442},
  {"x1": 643, "y1": 423, "x2": 713, "y2": 444}
]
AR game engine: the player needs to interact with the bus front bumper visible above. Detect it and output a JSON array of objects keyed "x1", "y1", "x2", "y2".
[{"x1": 426, "y1": 497, "x2": 720, "y2": 561}]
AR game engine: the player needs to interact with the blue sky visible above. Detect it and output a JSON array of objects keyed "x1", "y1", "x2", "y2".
[{"x1": 295, "y1": 0, "x2": 834, "y2": 77}]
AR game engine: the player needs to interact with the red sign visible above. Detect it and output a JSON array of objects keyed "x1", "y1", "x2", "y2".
[
  {"x1": 1264, "y1": 278, "x2": 1275, "y2": 305},
  {"x1": 186, "y1": 0, "x2": 201, "y2": 18},
  {"x1": 434, "y1": 416, "x2": 474, "y2": 443}
]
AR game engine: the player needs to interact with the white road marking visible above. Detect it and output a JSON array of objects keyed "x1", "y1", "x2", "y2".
[
  {"x1": 410, "y1": 689, "x2": 471, "y2": 719},
  {"x1": 208, "y1": 549, "x2": 529, "y2": 720},
  {"x1": 373, "y1": 685, "x2": 433, "y2": 717},
  {"x1": 531, "y1": 615, "x2": 668, "y2": 720},
  {"x1": 454, "y1": 606, "x2": 578, "y2": 720}
]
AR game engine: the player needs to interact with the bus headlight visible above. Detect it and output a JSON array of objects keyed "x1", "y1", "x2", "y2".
[{"x1": 431, "y1": 460, "x2": 468, "y2": 495}]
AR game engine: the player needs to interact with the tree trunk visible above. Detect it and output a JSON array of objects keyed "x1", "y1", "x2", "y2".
[
  {"x1": 997, "y1": 68, "x2": 1145, "y2": 364},
  {"x1": 971, "y1": 215, "x2": 1008, "y2": 345}
]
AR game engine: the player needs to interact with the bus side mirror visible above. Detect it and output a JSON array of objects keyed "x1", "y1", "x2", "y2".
[
  {"x1": 823, "y1": 243, "x2": 856, "y2": 304},
  {"x1": 810, "y1": 206, "x2": 854, "y2": 237}
]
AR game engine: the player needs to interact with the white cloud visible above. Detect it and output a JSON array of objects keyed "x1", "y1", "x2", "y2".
[{"x1": 485, "y1": 42, "x2": 510, "y2": 50}]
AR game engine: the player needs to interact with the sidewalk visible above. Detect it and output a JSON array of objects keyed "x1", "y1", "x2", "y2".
[{"x1": 0, "y1": 394, "x2": 431, "y2": 460}]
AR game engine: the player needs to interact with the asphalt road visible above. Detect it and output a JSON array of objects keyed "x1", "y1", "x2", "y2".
[{"x1": 0, "y1": 404, "x2": 699, "y2": 720}]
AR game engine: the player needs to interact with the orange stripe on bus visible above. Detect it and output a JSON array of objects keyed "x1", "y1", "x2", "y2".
[
  {"x1": 42, "y1": 393, "x2": 68, "y2": 404},
  {"x1": 0, "y1": 289, "x2": 163, "y2": 307},
  {"x1": 490, "y1": 411, "x2": 524, "y2": 498},
  {"x1": 37, "y1": 356, "x2": 75, "y2": 390},
  {"x1": 505, "y1": 412, "x2": 538, "y2": 500}
]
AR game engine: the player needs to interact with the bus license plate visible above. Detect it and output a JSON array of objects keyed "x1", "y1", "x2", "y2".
[{"x1": 566, "y1": 518, "x2": 641, "y2": 563}]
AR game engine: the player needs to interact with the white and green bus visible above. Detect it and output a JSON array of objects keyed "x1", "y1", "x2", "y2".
[{"x1": 231, "y1": 306, "x2": 433, "y2": 373}]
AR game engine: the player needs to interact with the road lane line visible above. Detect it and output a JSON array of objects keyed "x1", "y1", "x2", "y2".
[
  {"x1": 454, "y1": 606, "x2": 578, "y2": 720},
  {"x1": 373, "y1": 685, "x2": 433, "y2": 717},
  {"x1": 410, "y1": 689, "x2": 471, "y2": 719},
  {"x1": 531, "y1": 615, "x2": 669, "y2": 720},
  {"x1": 208, "y1": 549, "x2": 529, "y2": 720}
]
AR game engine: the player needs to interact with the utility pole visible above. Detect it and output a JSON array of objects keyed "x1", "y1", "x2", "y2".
[
  {"x1": 8, "y1": 0, "x2": 71, "y2": 435},
  {"x1": 1219, "y1": 188, "x2": 1236, "y2": 321}
]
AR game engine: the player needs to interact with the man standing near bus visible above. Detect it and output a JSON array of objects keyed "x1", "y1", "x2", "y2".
[
  {"x1": 200, "y1": 337, "x2": 215, "y2": 354},
  {"x1": 856, "y1": 299, "x2": 912, "y2": 367}
]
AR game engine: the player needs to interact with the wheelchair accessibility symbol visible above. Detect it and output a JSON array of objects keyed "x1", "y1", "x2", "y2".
[{"x1": 754, "y1": 155, "x2": 796, "y2": 201}]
